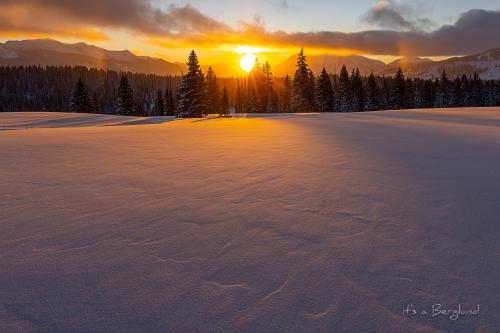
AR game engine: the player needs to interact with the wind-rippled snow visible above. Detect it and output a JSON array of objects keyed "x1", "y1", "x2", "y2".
[{"x1": 1, "y1": 109, "x2": 500, "y2": 332}]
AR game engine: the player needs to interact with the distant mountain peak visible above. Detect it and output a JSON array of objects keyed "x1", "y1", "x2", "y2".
[{"x1": 0, "y1": 39, "x2": 183, "y2": 76}]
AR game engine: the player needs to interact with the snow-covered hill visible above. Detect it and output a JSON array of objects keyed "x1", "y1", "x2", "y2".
[
  {"x1": 1, "y1": 109, "x2": 500, "y2": 332},
  {"x1": 381, "y1": 49, "x2": 500, "y2": 79}
]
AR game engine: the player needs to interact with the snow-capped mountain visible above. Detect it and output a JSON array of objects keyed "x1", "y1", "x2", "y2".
[
  {"x1": 381, "y1": 50, "x2": 500, "y2": 79},
  {"x1": 0, "y1": 39, "x2": 183, "y2": 76}
]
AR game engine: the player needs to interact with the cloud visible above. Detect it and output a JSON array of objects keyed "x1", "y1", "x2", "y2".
[
  {"x1": 0, "y1": 0, "x2": 499, "y2": 57},
  {"x1": 362, "y1": 0, "x2": 436, "y2": 31},
  {"x1": 253, "y1": 9, "x2": 500, "y2": 56},
  {"x1": 0, "y1": 0, "x2": 231, "y2": 37}
]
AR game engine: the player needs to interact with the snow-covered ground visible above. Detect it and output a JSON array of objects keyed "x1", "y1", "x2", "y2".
[{"x1": 1, "y1": 109, "x2": 500, "y2": 333}]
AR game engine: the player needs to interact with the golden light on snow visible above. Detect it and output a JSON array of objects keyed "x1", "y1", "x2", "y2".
[{"x1": 240, "y1": 53, "x2": 257, "y2": 73}]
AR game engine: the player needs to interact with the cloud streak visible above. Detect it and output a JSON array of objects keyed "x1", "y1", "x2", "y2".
[{"x1": 0, "y1": 0, "x2": 499, "y2": 56}]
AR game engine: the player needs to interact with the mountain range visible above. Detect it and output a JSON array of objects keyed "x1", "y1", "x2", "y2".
[{"x1": 1, "y1": 39, "x2": 500, "y2": 79}]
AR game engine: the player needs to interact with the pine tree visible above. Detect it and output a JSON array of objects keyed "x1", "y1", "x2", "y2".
[
  {"x1": 364, "y1": 73, "x2": 381, "y2": 111},
  {"x1": 154, "y1": 89, "x2": 165, "y2": 116},
  {"x1": 116, "y1": 75, "x2": 134, "y2": 115},
  {"x1": 337, "y1": 65, "x2": 351, "y2": 112},
  {"x1": 203, "y1": 66, "x2": 220, "y2": 114},
  {"x1": 423, "y1": 79, "x2": 435, "y2": 108},
  {"x1": 176, "y1": 50, "x2": 205, "y2": 118},
  {"x1": 350, "y1": 68, "x2": 364, "y2": 112},
  {"x1": 235, "y1": 79, "x2": 245, "y2": 113},
  {"x1": 291, "y1": 48, "x2": 315, "y2": 112},
  {"x1": 262, "y1": 61, "x2": 277, "y2": 113},
  {"x1": 435, "y1": 70, "x2": 452, "y2": 108},
  {"x1": 70, "y1": 78, "x2": 92, "y2": 113},
  {"x1": 280, "y1": 75, "x2": 292, "y2": 112},
  {"x1": 165, "y1": 87, "x2": 176, "y2": 116},
  {"x1": 452, "y1": 76, "x2": 464, "y2": 107},
  {"x1": 391, "y1": 68, "x2": 406, "y2": 110},
  {"x1": 220, "y1": 86, "x2": 229, "y2": 116},
  {"x1": 315, "y1": 68, "x2": 334, "y2": 112},
  {"x1": 495, "y1": 80, "x2": 500, "y2": 106},
  {"x1": 471, "y1": 72, "x2": 484, "y2": 106},
  {"x1": 406, "y1": 78, "x2": 415, "y2": 109}
]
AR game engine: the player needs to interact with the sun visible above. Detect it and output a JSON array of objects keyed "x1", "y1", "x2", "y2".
[{"x1": 240, "y1": 53, "x2": 257, "y2": 73}]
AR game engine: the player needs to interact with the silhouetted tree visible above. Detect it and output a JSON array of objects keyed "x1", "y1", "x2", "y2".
[
  {"x1": 365, "y1": 73, "x2": 381, "y2": 111},
  {"x1": 204, "y1": 66, "x2": 220, "y2": 114},
  {"x1": 351, "y1": 68, "x2": 364, "y2": 112},
  {"x1": 316, "y1": 68, "x2": 335, "y2": 112},
  {"x1": 177, "y1": 50, "x2": 205, "y2": 118},
  {"x1": 116, "y1": 75, "x2": 134, "y2": 115},
  {"x1": 337, "y1": 65, "x2": 351, "y2": 112},
  {"x1": 70, "y1": 78, "x2": 92, "y2": 113},
  {"x1": 391, "y1": 68, "x2": 406, "y2": 109},
  {"x1": 291, "y1": 48, "x2": 315, "y2": 112},
  {"x1": 220, "y1": 86, "x2": 229, "y2": 116},
  {"x1": 280, "y1": 75, "x2": 292, "y2": 113},
  {"x1": 154, "y1": 89, "x2": 165, "y2": 116},
  {"x1": 435, "y1": 70, "x2": 453, "y2": 108}
]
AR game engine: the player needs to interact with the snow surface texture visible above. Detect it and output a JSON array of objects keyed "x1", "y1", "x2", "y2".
[{"x1": 1, "y1": 109, "x2": 500, "y2": 333}]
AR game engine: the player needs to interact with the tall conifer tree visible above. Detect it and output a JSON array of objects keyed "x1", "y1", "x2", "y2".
[
  {"x1": 70, "y1": 78, "x2": 92, "y2": 113},
  {"x1": 116, "y1": 75, "x2": 134, "y2": 115},
  {"x1": 316, "y1": 68, "x2": 335, "y2": 112},
  {"x1": 176, "y1": 50, "x2": 205, "y2": 118},
  {"x1": 291, "y1": 48, "x2": 315, "y2": 112}
]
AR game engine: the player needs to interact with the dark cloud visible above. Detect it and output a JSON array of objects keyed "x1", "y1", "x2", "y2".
[
  {"x1": 252, "y1": 9, "x2": 500, "y2": 56},
  {"x1": 0, "y1": 0, "x2": 231, "y2": 36},
  {"x1": 361, "y1": 0, "x2": 436, "y2": 31}
]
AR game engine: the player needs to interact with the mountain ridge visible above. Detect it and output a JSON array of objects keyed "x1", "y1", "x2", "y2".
[{"x1": 1, "y1": 39, "x2": 500, "y2": 79}]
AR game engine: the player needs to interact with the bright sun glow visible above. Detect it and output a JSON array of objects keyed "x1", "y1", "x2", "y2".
[{"x1": 240, "y1": 53, "x2": 257, "y2": 73}]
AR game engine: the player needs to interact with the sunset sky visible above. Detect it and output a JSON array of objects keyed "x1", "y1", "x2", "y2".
[{"x1": 1, "y1": 0, "x2": 500, "y2": 65}]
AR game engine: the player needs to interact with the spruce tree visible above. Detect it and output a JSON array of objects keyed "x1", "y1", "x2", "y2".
[
  {"x1": 203, "y1": 66, "x2": 220, "y2": 115},
  {"x1": 435, "y1": 70, "x2": 452, "y2": 108},
  {"x1": 291, "y1": 48, "x2": 315, "y2": 112},
  {"x1": 406, "y1": 78, "x2": 415, "y2": 109},
  {"x1": 154, "y1": 89, "x2": 165, "y2": 116},
  {"x1": 423, "y1": 79, "x2": 436, "y2": 108},
  {"x1": 220, "y1": 86, "x2": 229, "y2": 116},
  {"x1": 116, "y1": 75, "x2": 134, "y2": 115},
  {"x1": 350, "y1": 68, "x2": 364, "y2": 112},
  {"x1": 452, "y1": 76, "x2": 464, "y2": 107},
  {"x1": 337, "y1": 65, "x2": 351, "y2": 112},
  {"x1": 471, "y1": 72, "x2": 484, "y2": 106},
  {"x1": 391, "y1": 68, "x2": 406, "y2": 110},
  {"x1": 316, "y1": 68, "x2": 334, "y2": 112},
  {"x1": 176, "y1": 50, "x2": 205, "y2": 118},
  {"x1": 70, "y1": 78, "x2": 92, "y2": 113},
  {"x1": 235, "y1": 80, "x2": 245, "y2": 113},
  {"x1": 262, "y1": 61, "x2": 277, "y2": 113},
  {"x1": 165, "y1": 87, "x2": 176, "y2": 116},
  {"x1": 365, "y1": 73, "x2": 381, "y2": 111},
  {"x1": 280, "y1": 75, "x2": 292, "y2": 112}
]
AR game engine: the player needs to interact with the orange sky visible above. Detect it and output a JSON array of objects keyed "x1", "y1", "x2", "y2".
[{"x1": 1, "y1": 1, "x2": 499, "y2": 67}]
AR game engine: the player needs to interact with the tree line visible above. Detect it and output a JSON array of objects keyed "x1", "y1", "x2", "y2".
[
  {"x1": 1, "y1": 49, "x2": 500, "y2": 117},
  {"x1": 233, "y1": 48, "x2": 500, "y2": 115}
]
